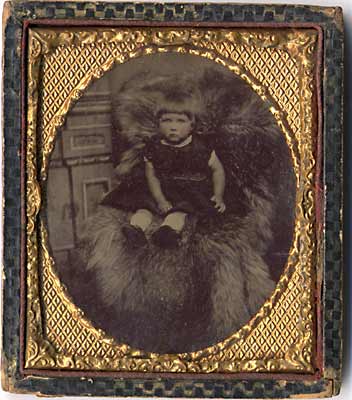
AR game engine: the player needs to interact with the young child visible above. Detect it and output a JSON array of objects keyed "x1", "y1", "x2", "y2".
[{"x1": 102, "y1": 101, "x2": 226, "y2": 248}]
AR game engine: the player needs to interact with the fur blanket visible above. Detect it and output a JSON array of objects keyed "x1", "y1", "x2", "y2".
[{"x1": 61, "y1": 64, "x2": 295, "y2": 353}]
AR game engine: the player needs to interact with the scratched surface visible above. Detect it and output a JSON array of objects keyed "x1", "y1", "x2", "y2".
[{"x1": 2, "y1": 2, "x2": 343, "y2": 397}]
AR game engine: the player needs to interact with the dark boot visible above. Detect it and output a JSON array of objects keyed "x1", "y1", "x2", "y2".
[
  {"x1": 152, "y1": 226, "x2": 180, "y2": 248},
  {"x1": 121, "y1": 224, "x2": 148, "y2": 248}
]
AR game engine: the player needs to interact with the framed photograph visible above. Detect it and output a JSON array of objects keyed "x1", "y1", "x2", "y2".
[{"x1": 2, "y1": 2, "x2": 343, "y2": 398}]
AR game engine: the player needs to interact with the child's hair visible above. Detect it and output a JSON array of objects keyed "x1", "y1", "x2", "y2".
[
  {"x1": 156, "y1": 106, "x2": 194, "y2": 122},
  {"x1": 154, "y1": 91, "x2": 199, "y2": 124}
]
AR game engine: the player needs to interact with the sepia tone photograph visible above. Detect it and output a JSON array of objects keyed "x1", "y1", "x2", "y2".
[
  {"x1": 1, "y1": 0, "x2": 345, "y2": 396},
  {"x1": 45, "y1": 52, "x2": 296, "y2": 354}
]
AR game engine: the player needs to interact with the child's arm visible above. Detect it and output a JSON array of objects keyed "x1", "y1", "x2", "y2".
[
  {"x1": 209, "y1": 151, "x2": 226, "y2": 213},
  {"x1": 145, "y1": 160, "x2": 172, "y2": 213}
]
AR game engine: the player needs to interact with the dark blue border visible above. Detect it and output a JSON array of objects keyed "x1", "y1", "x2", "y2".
[{"x1": 2, "y1": 2, "x2": 343, "y2": 397}]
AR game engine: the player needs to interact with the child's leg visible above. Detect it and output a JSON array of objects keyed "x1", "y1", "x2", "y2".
[
  {"x1": 161, "y1": 211, "x2": 187, "y2": 232},
  {"x1": 130, "y1": 209, "x2": 153, "y2": 232}
]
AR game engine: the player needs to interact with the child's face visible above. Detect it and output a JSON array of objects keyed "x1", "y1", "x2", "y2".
[{"x1": 158, "y1": 113, "x2": 193, "y2": 144}]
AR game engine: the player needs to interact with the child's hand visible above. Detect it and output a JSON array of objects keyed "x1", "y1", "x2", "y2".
[
  {"x1": 211, "y1": 195, "x2": 226, "y2": 213},
  {"x1": 158, "y1": 200, "x2": 173, "y2": 214}
]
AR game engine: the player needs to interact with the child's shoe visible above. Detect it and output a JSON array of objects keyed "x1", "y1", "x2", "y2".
[
  {"x1": 121, "y1": 224, "x2": 147, "y2": 248},
  {"x1": 152, "y1": 226, "x2": 180, "y2": 248}
]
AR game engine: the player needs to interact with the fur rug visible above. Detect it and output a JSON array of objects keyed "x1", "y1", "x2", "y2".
[
  {"x1": 68, "y1": 186, "x2": 278, "y2": 353},
  {"x1": 59, "y1": 63, "x2": 295, "y2": 354}
]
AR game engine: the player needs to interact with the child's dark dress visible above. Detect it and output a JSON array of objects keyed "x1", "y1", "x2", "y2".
[{"x1": 101, "y1": 135, "x2": 217, "y2": 217}]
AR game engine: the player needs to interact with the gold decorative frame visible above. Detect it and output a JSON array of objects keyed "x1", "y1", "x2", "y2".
[{"x1": 25, "y1": 26, "x2": 320, "y2": 373}]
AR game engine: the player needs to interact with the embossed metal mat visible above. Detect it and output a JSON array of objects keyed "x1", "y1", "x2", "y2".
[{"x1": 2, "y1": 2, "x2": 343, "y2": 398}]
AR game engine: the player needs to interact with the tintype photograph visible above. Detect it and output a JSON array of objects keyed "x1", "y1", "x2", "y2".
[
  {"x1": 46, "y1": 52, "x2": 295, "y2": 353},
  {"x1": 2, "y1": 2, "x2": 344, "y2": 397}
]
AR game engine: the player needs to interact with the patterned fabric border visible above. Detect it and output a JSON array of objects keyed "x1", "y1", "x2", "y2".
[{"x1": 2, "y1": 2, "x2": 343, "y2": 397}]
